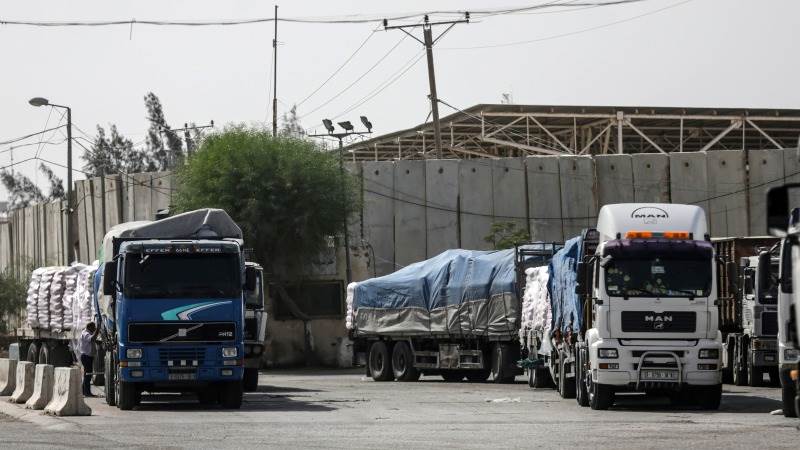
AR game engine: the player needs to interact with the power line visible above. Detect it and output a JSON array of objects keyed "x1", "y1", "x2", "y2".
[
  {"x1": 442, "y1": 0, "x2": 693, "y2": 50},
  {"x1": 0, "y1": 125, "x2": 67, "y2": 146}
]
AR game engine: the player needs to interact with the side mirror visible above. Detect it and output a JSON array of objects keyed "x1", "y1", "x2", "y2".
[
  {"x1": 103, "y1": 261, "x2": 117, "y2": 297},
  {"x1": 767, "y1": 183, "x2": 800, "y2": 235},
  {"x1": 245, "y1": 266, "x2": 257, "y2": 292},
  {"x1": 758, "y1": 251, "x2": 771, "y2": 293},
  {"x1": 576, "y1": 261, "x2": 588, "y2": 295}
]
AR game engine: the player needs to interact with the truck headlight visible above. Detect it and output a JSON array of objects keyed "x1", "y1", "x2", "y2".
[
  {"x1": 126, "y1": 348, "x2": 143, "y2": 359},
  {"x1": 785, "y1": 349, "x2": 800, "y2": 361},
  {"x1": 699, "y1": 349, "x2": 719, "y2": 359},
  {"x1": 222, "y1": 347, "x2": 238, "y2": 358},
  {"x1": 598, "y1": 348, "x2": 618, "y2": 359}
]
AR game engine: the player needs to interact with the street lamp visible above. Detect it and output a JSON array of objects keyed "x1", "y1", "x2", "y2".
[
  {"x1": 309, "y1": 117, "x2": 373, "y2": 284},
  {"x1": 29, "y1": 97, "x2": 74, "y2": 264}
]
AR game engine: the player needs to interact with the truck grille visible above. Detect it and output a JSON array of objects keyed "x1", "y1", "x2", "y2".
[
  {"x1": 761, "y1": 312, "x2": 778, "y2": 336},
  {"x1": 159, "y1": 348, "x2": 206, "y2": 367},
  {"x1": 128, "y1": 322, "x2": 236, "y2": 343},
  {"x1": 620, "y1": 311, "x2": 696, "y2": 333}
]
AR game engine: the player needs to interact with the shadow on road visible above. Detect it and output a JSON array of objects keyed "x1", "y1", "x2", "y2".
[{"x1": 608, "y1": 391, "x2": 782, "y2": 414}]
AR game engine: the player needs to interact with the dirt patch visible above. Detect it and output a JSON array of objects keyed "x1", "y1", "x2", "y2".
[{"x1": 0, "y1": 413, "x2": 17, "y2": 422}]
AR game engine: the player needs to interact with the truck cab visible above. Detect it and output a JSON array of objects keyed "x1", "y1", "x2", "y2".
[
  {"x1": 243, "y1": 262, "x2": 266, "y2": 392},
  {"x1": 578, "y1": 203, "x2": 722, "y2": 409},
  {"x1": 741, "y1": 252, "x2": 780, "y2": 381}
]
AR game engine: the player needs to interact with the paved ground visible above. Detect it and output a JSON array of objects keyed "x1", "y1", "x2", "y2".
[{"x1": 0, "y1": 369, "x2": 798, "y2": 449}]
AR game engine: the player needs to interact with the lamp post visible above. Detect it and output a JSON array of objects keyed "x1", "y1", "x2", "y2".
[
  {"x1": 309, "y1": 116, "x2": 373, "y2": 284},
  {"x1": 29, "y1": 97, "x2": 74, "y2": 264}
]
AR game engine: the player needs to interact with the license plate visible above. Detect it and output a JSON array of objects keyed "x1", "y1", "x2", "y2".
[
  {"x1": 641, "y1": 369, "x2": 678, "y2": 381},
  {"x1": 168, "y1": 373, "x2": 197, "y2": 381}
]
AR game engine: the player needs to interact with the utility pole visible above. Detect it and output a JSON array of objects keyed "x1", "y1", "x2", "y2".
[
  {"x1": 384, "y1": 13, "x2": 469, "y2": 159},
  {"x1": 272, "y1": 5, "x2": 278, "y2": 136},
  {"x1": 308, "y1": 117, "x2": 373, "y2": 284}
]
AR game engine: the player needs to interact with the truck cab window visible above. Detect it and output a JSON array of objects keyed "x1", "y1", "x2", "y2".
[
  {"x1": 605, "y1": 257, "x2": 711, "y2": 298},
  {"x1": 124, "y1": 253, "x2": 241, "y2": 299},
  {"x1": 743, "y1": 269, "x2": 755, "y2": 297}
]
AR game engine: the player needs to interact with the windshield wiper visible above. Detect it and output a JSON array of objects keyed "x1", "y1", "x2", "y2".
[
  {"x1": 668, "y1": 288, "x2": 699, "y2": 299},
  {"x1": 623, "y1": 287, "x2": 659, "y2": 298}
]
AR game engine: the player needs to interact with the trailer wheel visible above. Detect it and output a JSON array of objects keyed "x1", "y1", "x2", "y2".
[
  {"x1": 93, "y1": 347, "x2": 106, "y2": 386},
  {"x1": 117, "y1": 380, "x2": 139, "y2": 411},
  {"x1": 391, "y1": 342, "x2": 419, "y2": 382},
  {"x1": 243, "y1": 368, "x2": 259, "y2": 392},
  {"x1": 721, "y1": 342, "x2": 734, "y2": 384},
  {"x1": 219, "y1": 382, "x2": 244, "y2": 409},
  {"x1": 575, "y1": 350, "x2": 589, "y2": 407},
  {"x1": 37, "y1": 344, "x2": 50, "y2": 365},
  {"x1": 732, "y1": 339, "x2": 747, "y2": 386},
  {"x1": 368, "y1": 341, "x2": 394, "y2": 381},
  {"x1": 25, "y1": 342, "x2": 39, "y2": 363},
  {"x1": 588, "y1": 381, "x2": 614, "y2": 410},
  {"x1": 489, "y1": 343, "x2": 515, "y2": 384},
  {"x1": 104, "y1": 352, "x2": 116, "y2": 406},
  {"x1": 747, "y1": 357, "x2": 762, "y2": 387}
]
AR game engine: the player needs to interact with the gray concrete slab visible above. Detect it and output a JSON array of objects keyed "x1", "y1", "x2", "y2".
[
  {"x1": 527, "y1": 156, "x2": 565, "y2": 243},
  {"x1": 706, "y1": 150, "x2": 748, "y2": 237},
  {"x1": 632, "y1": 153, "x2": 670, "y2": 203},
  {"x1": 425, "y1": 159, "x2": 459, "y2": 257},
  {"x1": 559, "y1": 156, "x2": 597, "y2": 239},
  {"x1": 0, "y1": 370, "x2": 796, "y2": 449},
  {"x1": 344, "y1": 162, "x2": 363, "y2": 242},
  {"x1": 670, "y1": 152, "x2": 710, "y2": 224},
  {"x1": 103, "y1": 175, "x2": 122, "y2": 231},
  {"x1": 492, "y1": 158, "x2": 528, "y2": 236},
  {"x1": 362, "y1": 161, "x2": 395, "y2": 276},
  {"x1": 459, "y1": 159, "x2": 494, "y2": 250},
  {"x1": 595, "y1": 154, "x2": 634, "y2": 207},
  {"x1": 749, "y1": 149, "x2": 784, "y2": 235},
  {"x1": 393, "y1": 160, "x2": 427, "y2": 268}
]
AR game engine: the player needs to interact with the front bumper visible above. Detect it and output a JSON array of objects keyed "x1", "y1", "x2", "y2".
[
  {"x1": 120, "y1": 365, "x2": 243, "y2": 383},
  {"x1": 591, "y1": 338, "x2": 721, "y2": 389},
  {"x1": 750, "y1": 349, "x2": 778, "y2": 367}
]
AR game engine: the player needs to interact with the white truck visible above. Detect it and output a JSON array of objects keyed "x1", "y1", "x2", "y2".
[
  {"x1": 524, "y1": 203, "x2": 723, "y2": 410},
  {"x1": 766, "y1": 185, "x2": 800, "y2": 418}
]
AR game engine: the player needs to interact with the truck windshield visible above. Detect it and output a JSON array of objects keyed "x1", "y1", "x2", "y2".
[
  {"x1": 605, "y1": 258, "x2": 711, "y2": 298},
  {"x1": 760, "y1": 262, "x2": 779, "y2": 304},
  {"x1": 124, "y1": 253, "x2": 241, "y2": 299}
]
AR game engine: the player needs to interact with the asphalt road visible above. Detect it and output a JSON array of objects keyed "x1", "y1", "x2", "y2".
[{"x1": 0, "y1": 370, "x2": 797, "y2": 449}]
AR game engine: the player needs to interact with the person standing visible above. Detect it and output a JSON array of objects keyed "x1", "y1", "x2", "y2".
[{"x1": 79, "y1": 322, "x2": 100, "y2": 397}]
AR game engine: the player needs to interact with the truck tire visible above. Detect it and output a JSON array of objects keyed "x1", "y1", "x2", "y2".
[
  {"x1": 696, "y1": 384, "x2": 722, "y2": 410},
  {"x1": 243, "y1": 368, "x2": 259, "y2": 392},
  {"x1": 747, "y1": 357, "x2": 762, "y2": 387},
  {"x1": 93, "y1": 347, "x2": 106, "y2": 386},
  {"x1": 104, "y1": 353, "x2": 116, "y2": 406},
  {"x1": 733, "y1": 340, "x2": 747, "y2": 386},
  {"x1": 558, "y1": 354, "x2": 576, "y2": 399},
  {"x1": 50, "y1": 344, "x2": 73, "y2": 367},
  {"x1": 368, "y1": 341, "x2": 394, "y2": 382},
  {"x1": 721, "y1": 343, "x2": 734, "y2": 384},
  {"x1": 117, "y1": 380, "x2": 139, "y2": 410},
  {"x1": 589, "y1": 380, "x2": 614, "y2": 410},
  {"x1": 198, "y1": 387, "x2": 219, "y2": 405},
  {"x1": 767, "y1": 367, "x2": 780, "y2": 387},
  {"x1": 26, "y1": 342, "x2": 39, "y2": 363},
  {"x1": 391, "y1": 342, "x2": 420, "y2": 382},
  {"x1": 466, "y1": 370, "x2": 490, "y2": 382},
  {"x1": 531, "y1": 366, "x2": 552, "y2": 389},
  {"x1": 782, "y1": 382, "x2": 797, "y2": 417},
  {"x1": 489, "y1": 343, "x2": 515, "y2": 384},
  {"x1": 575, "y1": 351, "x2": 589, "y2": 407},
  {"x1": 441, "y1": 370, "x2": 465, "y2": 382},
  {"x1": 219, "y1": 382, "x2": 244, "y2": 409}
]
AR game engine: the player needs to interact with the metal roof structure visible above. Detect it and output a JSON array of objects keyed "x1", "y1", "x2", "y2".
[{"x1": 341, "y1": 104, "x2": 800, "y2": 161}]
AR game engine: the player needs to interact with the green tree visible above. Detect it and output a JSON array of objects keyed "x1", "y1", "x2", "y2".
[
  {"x1": 0, "y1": 164, "x2": 66, "y2": 209},
  {"x1": 174, "y1": 126, "x2": 358, "y2": 272},
  {"x1": 145, "y1": 92, "x2": 183, "y2": 171},
  {"x1": 0, "y1": 268, "x2": 27, "y2": 334},
  {"x1": 280, "y1": 104, "x2": 306, "y2": 138},
  {"x1": 82, "y1": 124, "x2": 155, "y2": 177},
  {"x1": 483, "y1": 221, "x2": 530, "y2": 250}
]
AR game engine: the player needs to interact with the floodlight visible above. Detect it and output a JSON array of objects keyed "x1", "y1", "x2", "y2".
[
  {"x1": 28, "y1": 97, "x2": 50, "y2": 107},
  {"x1": 338, "y1": 121, "x2": 354, "y2": 132},
  {"x1": 360, "y1": 116, "x2": 372, "y2": 132},
  {"x1": 322, "y1": 119, "x2": 335, "y2": 134}
]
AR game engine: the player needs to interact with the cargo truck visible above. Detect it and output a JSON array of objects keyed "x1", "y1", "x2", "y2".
[
  {"x1": 524, "y1": 203, "x2": 723, "y2": 410},
  {"x1": 96, "y1": 209, "x2": 257, "y2": 410},
  {"x1": 712, "y1": 237, "x2": 780, "y2": 387},
  {"x1": 766, "y1": 185, "x2": 800, "y2": 418},
  {"x1": 348, "y1": 245, "x2": 558, "y2": 383},
  {"x1": 243, "y1": 262, "x2": 266, "y2": 392}
]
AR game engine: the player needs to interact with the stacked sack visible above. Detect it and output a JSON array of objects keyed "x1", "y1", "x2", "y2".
[
  {"x1": 37, "y1": 268, "x2": 56, "y2": 330},
  {"x1": 62, "y1": 263, "x2": 87, "y2": 331},
  {"x1": 520, "y1": 266, "x2": 551, "y2": 334},
  {"x1": 25, "y1": 268, "x2": 45, "y2": 328},
  {"x1": 345, "y1": 282, "x2": 357, "y2": 330},
  {"x1": 73, "y1": 263, "x2": 98, "y2": 332},
  {"x1": 48, "y1": 267, "x2": 68, "y2": 332}
]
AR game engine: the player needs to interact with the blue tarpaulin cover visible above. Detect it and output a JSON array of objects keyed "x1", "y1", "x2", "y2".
[{"x1": 547, "y1": 236, "x2": 584, "y2": 334}]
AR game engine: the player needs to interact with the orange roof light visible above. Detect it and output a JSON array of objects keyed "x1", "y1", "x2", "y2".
[
  {"x1": 663, "y1": 231, "x2": 690, "y2": 239},
  {"x1": 625, "y1": 231, "x2": 653, "y2": 239}
]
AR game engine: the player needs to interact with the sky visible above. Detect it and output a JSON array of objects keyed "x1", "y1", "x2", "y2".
[{"x1": 1, "y1": 0, "x2": 799, "y2": 202}]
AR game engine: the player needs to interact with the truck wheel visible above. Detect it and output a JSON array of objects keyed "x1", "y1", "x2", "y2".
[
  {"x1": 489, "y1": 343, "x2": 515, "y2": 384},
  {"x1": 767, "y1": 367, "x2": 780, "y2": 387},
  {"x1": 747, "y1": 358, "x2": 762, "y2": 387},
  {"x1": 575, "y1": 351, "x2": 589, "y2": 407},
  {"x1": 104, "y1": 353, "x2": 116, "y2": 406},
  {"x1": 588, "y1": 380, "x2": 614, "y2": 410},
  {"x1": 50, "y1": 344, "x2": 73, "y2": 367},
  {"x1": 733, "y1": 342, "x2": 747, "y2": 386},
  {"x1": 441, "y1": 370, "x2": 465, "y2": 382},
  {"x1": 93, "y1": 347, "x2": 106, "y2": 386},
  {"x1": 243, "y1": 368, "x2": 259, "y2": 392},
  {"x1": 198, "y1": 387, "x2": 219, "y2": 405},
  {"x1": 117, "y1": 380, "x2": 138, "y2": 411},
  {"x1": 558, "y1": 355, "x2": 576, "y2": 399},
  {"x1": 37, "y1": 344, "x2": 50, "y2": 365},
  {"x1": 368, "y1": 341, "x2": 394, "y2": 382},
  {"x1": 696, "y1": 384, "x2": 722, "y2": 410},
  {"x1": 782, "y1": 382, "x2": 797, "y2": 417},
  {"x1": 219, "y1": 382, "x2": 244, "y2": 409},
  {"x1": 391, "y1": 342, "x2": 420, "y2": 382},
  {"x1": 466, "y1": 370, "x2": 490, "y2": 382},
  {"x1": 721, "y1": 344, "x2": 734, "y2": 384}
]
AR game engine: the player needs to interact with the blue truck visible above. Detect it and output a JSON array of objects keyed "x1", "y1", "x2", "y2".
[{"x1": 94, "y1": 209, "x2": 257, "y2": 410}]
